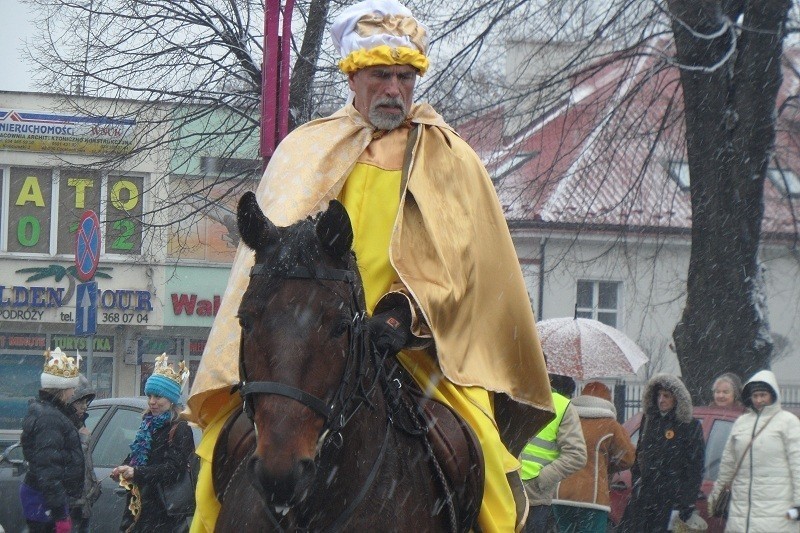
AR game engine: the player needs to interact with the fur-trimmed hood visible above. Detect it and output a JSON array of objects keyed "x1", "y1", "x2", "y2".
[
  {"x1": 572, "y1": 394, "x2": 617, "y2": 419},
  {"x1": 642, "y1": 373, "x2": 694, "y2": 423}
]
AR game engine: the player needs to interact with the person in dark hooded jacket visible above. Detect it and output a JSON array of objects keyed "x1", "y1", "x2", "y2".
[
  {"x1": 69, "y1": 374, "x2": 101, "y2": 533},
  {"x1": 619, "y1": 373, "x2": 705, "y2": 533},
  {"x1": 19, "y1": 348, "x2": 85, "y2": 533}
]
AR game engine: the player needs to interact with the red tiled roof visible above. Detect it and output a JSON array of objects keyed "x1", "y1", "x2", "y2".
[{"x1": 458, "y1": 42, "x2": 800, "y2": 238}]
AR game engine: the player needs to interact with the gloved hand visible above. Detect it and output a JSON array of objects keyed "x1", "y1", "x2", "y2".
[
  {"x1": 368, "y1": 305, "x2": 412, "y2": 356},
  {"x1": 787, "y1": 506, "x2": 800, "y2": 520},
  {"x1": 55, "y1": 517, "x2": 72, "y2": 533}
]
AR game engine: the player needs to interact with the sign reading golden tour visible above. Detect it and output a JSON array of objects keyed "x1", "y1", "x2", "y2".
[{"x1": 0, "y1": 108, "x2": 135, "y2": 154}]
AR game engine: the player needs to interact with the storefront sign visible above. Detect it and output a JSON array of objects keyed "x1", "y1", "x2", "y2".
[
  {"x1": 164, "y1": 266, "x2": 229, "y2": 327},
  {"x1": 5, "y1": 167, "x2": 143, "y2": 255},
  {"x1": 189, "y1": 338, "x2": 207, "y2": 356},
  {"x1": 171, "y1": 293, "x2": 221, "y2": 317},
  {"x1": 51, "y1": 334, "x2": 115, "y2": 353},
  {"x1": 0, "y1": 333, "x2": 47, "y2": 350},
  {"x1": 1, "y1": 281, "x2": 153, "y2": 325},
  {"x1": 0, "y1": 108, "x2": 135, "y2": 155},
  {"x1": 138, "y1": 337, "x2": 178, "y2": 359}
]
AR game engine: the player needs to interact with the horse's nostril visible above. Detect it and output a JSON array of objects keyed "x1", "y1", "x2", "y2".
[
  {"x1": 292, "y1": 459, "x2": 316, "y2": 503},
  {"x1": 294, "y1": 458, "x2": 316, "y2": 478},
  {"x1": 247, "y1": 455, "x2": 316, "y2": 506}
]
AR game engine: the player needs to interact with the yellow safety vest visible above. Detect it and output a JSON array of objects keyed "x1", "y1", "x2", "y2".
[{"x1": 520, "y1": 391, "x2": 570, "y2": 480}]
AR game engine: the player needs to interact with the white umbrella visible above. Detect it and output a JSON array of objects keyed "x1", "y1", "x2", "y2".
[{"x1": 535, "y1": 317, "x2": 649, "y2": 380}]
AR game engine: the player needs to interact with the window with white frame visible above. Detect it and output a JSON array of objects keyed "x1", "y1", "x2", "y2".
[
  {"x1": 768, "y1": 168, "x2": 800, "y2": 198},
  {"x1": 575, "y1": 280, "x2": 621, "y2": 327},
  {"x1": 667, "y1": 160, "x2": 690, "y2": 191}
]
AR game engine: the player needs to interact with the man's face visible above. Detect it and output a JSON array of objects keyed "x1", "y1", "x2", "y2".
[
  {"x1": 348, "y1": 64, "x2": 417, "y2": 130},
  {"x1": 657, "y1": 389, "x2": 676, "y2": 414}
]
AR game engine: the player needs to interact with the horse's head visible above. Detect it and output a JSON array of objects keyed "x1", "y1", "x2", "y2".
[{"x1": 235, "y1": 192, "x2": 363, "y2": 506}]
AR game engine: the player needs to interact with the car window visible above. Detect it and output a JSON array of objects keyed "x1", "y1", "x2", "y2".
[
  {"x1": 85, "y1": 406, "x2": 109, "y2": 433},
  {"x1": 92, "y1": 408, "x2": 143, "y2": 467},
  {"x1": 704, "y1": 419, "x2": 734, "y2": 481}
]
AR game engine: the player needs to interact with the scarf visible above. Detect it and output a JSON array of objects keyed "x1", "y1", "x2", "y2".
[{"x1": 128, "y1": 411, "x2": 171, "y2": 466}]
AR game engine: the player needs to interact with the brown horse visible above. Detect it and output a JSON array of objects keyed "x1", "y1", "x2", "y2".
[{"x1": 213, "y1": 192, "x2": 482, "y2": 532}]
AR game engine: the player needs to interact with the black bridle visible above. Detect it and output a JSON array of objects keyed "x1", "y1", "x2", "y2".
[
  {"x1": 234, "y1": 256, "x2": 459, "y2": 532},
  {"x1": 236, "y1": 262, "x2": 367, "y2": 433},
  {"x1": 236, "y1": 258, "x2": 397, "y2": 532}
]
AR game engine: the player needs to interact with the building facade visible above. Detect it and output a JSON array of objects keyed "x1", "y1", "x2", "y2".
[{"x1": 0, "y1": 91, "x2": 255, "y2": 437}]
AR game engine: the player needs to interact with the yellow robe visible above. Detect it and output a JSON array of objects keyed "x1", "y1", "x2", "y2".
[
  {"x1": 339, "y1": 128, "x2": 519, "y2": 531},
  {"x1": 187, "y1": 103, "x2": 553, "y2": 532}
]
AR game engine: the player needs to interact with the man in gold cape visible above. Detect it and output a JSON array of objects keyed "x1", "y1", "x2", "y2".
[{"x1": 187, "y1": 1, "x2": 553, "y2": 531}]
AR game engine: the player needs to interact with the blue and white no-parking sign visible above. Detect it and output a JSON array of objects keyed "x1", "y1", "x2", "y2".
[{"x1": 75, "y1": 210, "x2": 101, "y2": 282}]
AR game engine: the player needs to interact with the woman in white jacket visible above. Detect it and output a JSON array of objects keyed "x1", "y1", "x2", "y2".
[{"x1": 709, "y1": 370, "x2": 800, "y2": 532}]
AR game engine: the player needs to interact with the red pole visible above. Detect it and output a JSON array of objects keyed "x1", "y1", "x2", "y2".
[
  {"x1": 261, "y1": 0, "x2": 293, "y2": 169},
  {"x1": 279, "y1": 0, "x2": 294, "y2": 141}
]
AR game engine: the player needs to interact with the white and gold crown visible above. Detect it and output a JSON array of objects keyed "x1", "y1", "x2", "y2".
[
  {"x1": 153, "y1": 353, "x2": 190, "y2": 386},
  {"x1": 41, "y1": 347, "x2": 82, "y2": 389},
  {"x1": 331, "y1": 0, "x2": 429, "y2": 75}
]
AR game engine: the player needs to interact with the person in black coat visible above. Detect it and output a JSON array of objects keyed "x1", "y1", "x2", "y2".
[
  {"x1": 19, "y1": 348, "x2": 85, "y2": 533},
  {"x1": 68, "y1": 374, "x2": 102, "y2": 533},
  {"x1": 112, "y1": 355, "x2": 194, "y2": 533},
  {"x1": 619, "y1": 373, "x2": 705, "y2": 533}
]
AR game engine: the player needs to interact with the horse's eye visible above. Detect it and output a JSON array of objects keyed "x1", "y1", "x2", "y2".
[
  {"x1": 238, "y1": 314, "x2": 254, "y2": 334},
  {"x1": 331, "y1": 319, "x2": 349, "y2": 339}
]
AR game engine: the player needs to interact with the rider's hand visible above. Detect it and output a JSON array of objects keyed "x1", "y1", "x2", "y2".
[{"x1": 368, "y1": 305, "x2": 412, "y2": 356}]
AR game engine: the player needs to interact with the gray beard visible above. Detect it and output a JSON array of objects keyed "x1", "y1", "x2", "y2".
[{"x1": 369, "y1": 109, "x2": 406, "y2": 131}]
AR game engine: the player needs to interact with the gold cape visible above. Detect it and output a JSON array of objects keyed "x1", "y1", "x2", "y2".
[{"x1": 186, "y1": 102, "x2": 554, "y2": 452}]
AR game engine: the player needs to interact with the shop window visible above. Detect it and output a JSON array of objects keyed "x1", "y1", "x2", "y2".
[
  {"x1": 0, "y1": 352, "x2": 46, "y2": 430},
  {"x1": 576, "y1": 280, "x2": 621, "y2": 328}
]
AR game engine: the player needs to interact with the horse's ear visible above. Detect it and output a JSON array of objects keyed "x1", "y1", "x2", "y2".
[
  {"x1": 237, "y1": 191, "x2": 277, "y2": 251},
  {"x1": 316, "y1": 200, "x2": 353, "y2": 259}
]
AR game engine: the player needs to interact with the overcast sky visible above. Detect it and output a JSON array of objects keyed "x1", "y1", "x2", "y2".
[{"x1": 1, "y1": 0, "x2": 36, "y2": 92}]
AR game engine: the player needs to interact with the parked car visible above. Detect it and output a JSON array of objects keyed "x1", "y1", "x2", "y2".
[{"x1": 0, "y1": 397, "x2": 199, "y2": 533}]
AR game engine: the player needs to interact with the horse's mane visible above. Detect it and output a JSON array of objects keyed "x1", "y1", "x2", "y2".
[
  {"x1": 257, "y1": 214, "x2": 364, "y2": 309},
  {"x1": 269, "y1": 217, "x2": 321, "y2": 277}
]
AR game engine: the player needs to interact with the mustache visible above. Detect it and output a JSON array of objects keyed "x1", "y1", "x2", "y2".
[{"x1": 372, "y1": 97, "x2": 405, "y2": 111}]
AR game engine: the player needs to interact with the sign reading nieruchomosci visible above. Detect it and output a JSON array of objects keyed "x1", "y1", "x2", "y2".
[{"x1": 0, "y1": 108, "x2": 135, "y2": 155}]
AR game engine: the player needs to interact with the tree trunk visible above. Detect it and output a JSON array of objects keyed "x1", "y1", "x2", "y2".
[
  {"x1": 289, "y1": 0, "x2": 331, "y2": 130},
  {"x1": 669, "y1": 0, "x2": 790, "y2": 401}
]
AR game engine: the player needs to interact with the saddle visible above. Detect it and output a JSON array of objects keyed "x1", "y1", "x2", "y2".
[
  {"x1": 212, "y1": 377, "x2": 485, "y2": 532},
  {"x1": 401, "y1": 374, "x2": 485, "y2": 532}
]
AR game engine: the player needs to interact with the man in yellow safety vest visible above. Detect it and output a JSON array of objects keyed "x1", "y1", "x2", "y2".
[{"x1": 520, "y1": 374, "x2": 587, "y2": 532}]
